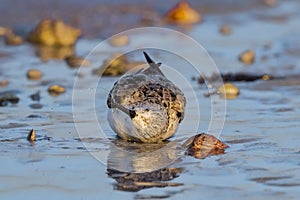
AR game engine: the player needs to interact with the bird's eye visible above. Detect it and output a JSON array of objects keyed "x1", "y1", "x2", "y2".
[
  {"x1": 145, "y1": 108, "x2": 149, "y2": 112},
  {"x1": 129, "y1": 109, "x2": 136, "y2": 118}
]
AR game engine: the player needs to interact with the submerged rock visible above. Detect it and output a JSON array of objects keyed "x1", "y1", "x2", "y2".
[
  {"x1": 28, "y1": 19, "x2": 81, "y2": 46},
  {"x1": 165, "y1": 1, "x2": 202, "y2": 25}
]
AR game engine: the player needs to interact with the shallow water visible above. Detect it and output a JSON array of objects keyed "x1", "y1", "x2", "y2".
[{"x1": 1, "y1": 1, "x2": 300, "y2": 199}]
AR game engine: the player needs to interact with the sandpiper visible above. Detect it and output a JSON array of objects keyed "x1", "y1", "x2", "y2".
[{"x1": 107, "y1": 52, "x2": 186, "y2": 143}]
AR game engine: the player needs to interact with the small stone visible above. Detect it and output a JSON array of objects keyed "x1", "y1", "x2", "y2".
[
  {"x1": 65, "y1": 55, "x2": 91, "y2": 68},
  {"x1": 0, "y1": 26, "x2": 9, "y2": 36},
  {"x1": 108, "y1": 35, "x2": 130, "y2": 47},
  {"x1": 238, "y1": 50, "x2": 255, "y2": 65},
  {"x1": 27, "y1": 129, "x2": 36, "y2": 142},
  {"x1": 27, "y1": 69, "x2": 42, "y2": 80},
  {"x1": 218, "y1": 83, "x2": 240, "y2": 99},
  {"x1": 165, "y1": 1, "x2": 202, "y2": 25},
  {"x1": 219, "y1": 25, "x2": 231, "y2": 35},
  {"x1": 48, "y1": 85, "x2": 66, "y2": 96},
  {"x1": 29, "y1": 91, "x2": 41, "y2": 101},
  {"x1": 5, "y1": 32, "x2": 24, "y2": 46},
  {"x1": 262, "y1": 74, "x2": 271, "y2": 81},
  {"x1": 0, "y1": 93, "x2": 19, "y2": 106},
  {"x1": 28, "y1": 19, "x2": 81, "y2": 46},
  {"x1": 0, "y1": 80, "x2": 9, "y2": 87}
]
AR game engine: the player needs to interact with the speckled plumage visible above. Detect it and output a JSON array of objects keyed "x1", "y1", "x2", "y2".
[{"x1": 107, "y1": 52, "x2": 186, "y2": 143}]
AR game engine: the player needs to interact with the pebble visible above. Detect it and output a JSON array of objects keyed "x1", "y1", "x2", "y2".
[
  {"x1": 0, "y1": 80, "x2": 9, "y2": 87},
  {"x1": 0, "y1": 26, "x2": 9, "y2": 36},
  {"x1": 218, "y1": 83, "x2": 240, "y2": 99},
  {"x1": 238, "y1": 50, "x2": 255, "y2": 65},
  {"x1": 262, "y1": 74, "x2": 271, "y2": 81},
  {"x1": 108, "y1": 35, "x2": 130, "y2": 47},
  {"x1": 29, "y1": 91, "x2": 41, "y2": 101},
  {"x1": 0, "y1": 93, "x2": 19, "y2": 106},
  {"x1": 219, "y1": 25, "x2": 232, "y2": 35},
  {"x1": 5, "y1": 32, "x2": 24, "y2": 46},
  {"x1": 165, "y1": 1, "x2": 202, "y2": 25},
  {"x1": 48, "y1": 85, "x2": 66, "y2": 96},
  {"x1": 0, "y1": 27, "x2": 24, "y2": 45},
  {"x1": 27, "y1": 69, "x2": 42, "y2": 80}
]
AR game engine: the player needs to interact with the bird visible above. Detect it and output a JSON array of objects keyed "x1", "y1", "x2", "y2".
[{"x1": 107, "y1": 52, "x2": 186, "y2": 143}]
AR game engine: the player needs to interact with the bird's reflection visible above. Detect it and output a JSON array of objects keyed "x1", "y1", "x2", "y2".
[
  {"x1": 106, "y1": 138, "x2": 184, "y2": 192},
  {"x1": 106, "y1": 133, "x2": 228, "y2": 191}
]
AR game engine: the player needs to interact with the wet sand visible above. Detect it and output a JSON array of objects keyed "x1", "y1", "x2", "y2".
[{"x1": 1, "y1": 0, "x2": 300, "y2": 199}]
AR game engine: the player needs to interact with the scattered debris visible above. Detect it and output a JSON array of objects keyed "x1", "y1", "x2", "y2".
[
  {"x1": 183, "y1": 133, "x2": 228, "y2": 159},
  {"x1": 108, "y1": 35, "x2": 130, "y2": 47},
  {"x1": 238, "y1": 50, "x2": 255, "y2": 65},
  {"x1": 48, "y1": 85, "x2": 66, "y2": 96},
  {"x1": 27, "y1": 129, "x2": 36, "y2": 142},
  {"x1": 65, "y1": 55, "x2": 91, "y2": 68},
  {"x1": 165, "y1": 1, "x2": 202, "y2": 25},
  {"x1": 27, "y1": 69, "x2": 42, "y2": 80},
  {"x1": 28, "y1": 19, "x2": 81, "y2": 46}
]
